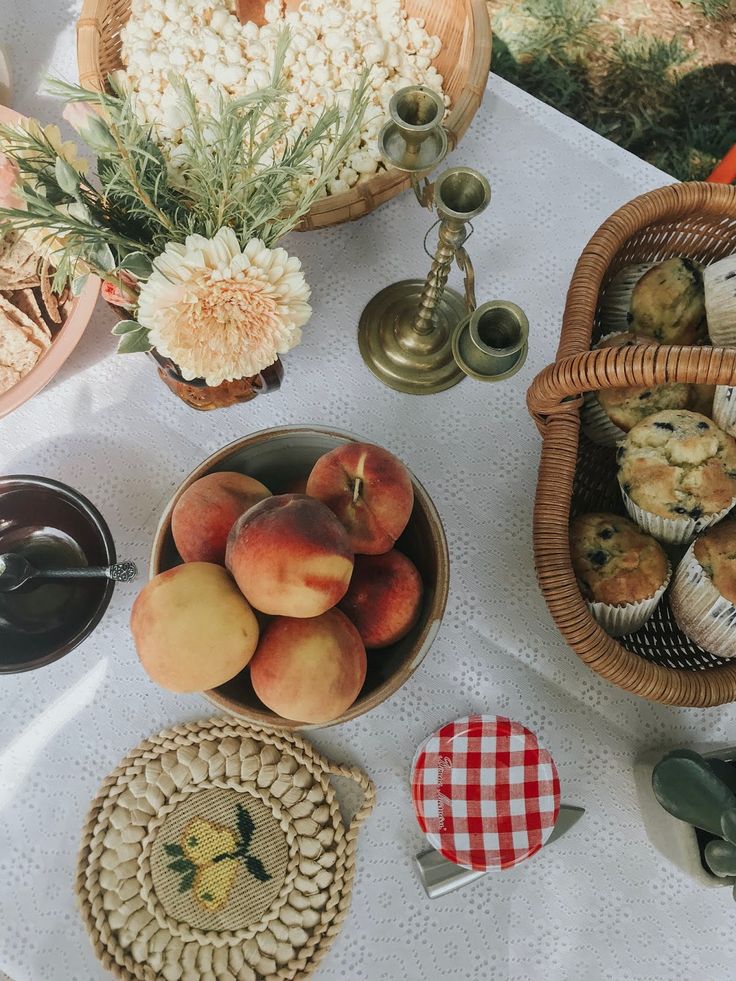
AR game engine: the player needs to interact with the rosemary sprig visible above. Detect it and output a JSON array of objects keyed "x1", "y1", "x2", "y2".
[{"x1": 0, "y1": 32, "x2": 368, "y2": 294}]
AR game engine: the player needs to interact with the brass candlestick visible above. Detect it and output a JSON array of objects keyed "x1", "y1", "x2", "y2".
[
  {"x1": 359, "y1": 164, "x2": 490, "y2": 394},
  {"x1": 360, "y1": 85, "x2": 527, "y2": 394}
]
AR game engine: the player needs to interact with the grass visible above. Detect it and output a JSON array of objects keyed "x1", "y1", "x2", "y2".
[
  {"x1": 682, "y1": 0, "x2": 732, "y2": 19},
  {"x1": 489, "y1": 0, "x2": 736, "y2": 181}
]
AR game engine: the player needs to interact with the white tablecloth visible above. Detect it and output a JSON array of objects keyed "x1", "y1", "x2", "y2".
[{"x1": 2, "y1": 6, "x2": 735, "y2": 980}]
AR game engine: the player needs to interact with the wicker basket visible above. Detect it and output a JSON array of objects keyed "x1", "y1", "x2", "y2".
[
  {"x1": 76, "y1": 0, "x2": 491, "y2": 230},
  {"x1": 527, "y1": 182, "x2": 736, "y2": 708}
]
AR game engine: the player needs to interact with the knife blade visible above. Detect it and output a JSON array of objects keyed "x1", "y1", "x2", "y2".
[{"x1": 415, "y1": 804, "x2": 585, "y2": 899}]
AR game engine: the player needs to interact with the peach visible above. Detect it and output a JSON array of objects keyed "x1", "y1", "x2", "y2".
[
  {"x1": 340, "y1": 550, "x2": 423, "y2": 648},
  {"x1": 171, "y1": 471, "x2": 271, "y2": 564},
  {"x1": 226, "y1": 494, "x2": 353, "y2": 617},
  {"x1": 130, "y1": 562, "x2": 259, "y2": 692},
  {"x1": 306, "y1": 442, "x2": 414, "y2": 554},
  {"x1": 250, "y1": 609, "x2": 367, "y2": 723}
]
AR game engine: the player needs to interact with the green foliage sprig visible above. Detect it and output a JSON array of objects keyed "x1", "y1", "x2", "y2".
[{"x1": 0, "y1": 29, "x2": 369, "y2": 294}]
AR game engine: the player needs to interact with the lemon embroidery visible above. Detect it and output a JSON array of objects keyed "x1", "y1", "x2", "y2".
[
  {"x1": 193, "y1": 858, "x2": 240, "y2": 912},
  {"x1": 165, "y1": 803, "x2": 270, "y2": 912}
]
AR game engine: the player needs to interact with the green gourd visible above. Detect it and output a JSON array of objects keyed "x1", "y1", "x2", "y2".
[{"x1": 652, "y1": 748, "x2": 736, "y2": 892}]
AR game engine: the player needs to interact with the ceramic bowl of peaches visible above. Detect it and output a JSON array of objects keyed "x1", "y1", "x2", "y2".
[{"x1": 133, "y1": 426, "x2": 449, "y2": 728}]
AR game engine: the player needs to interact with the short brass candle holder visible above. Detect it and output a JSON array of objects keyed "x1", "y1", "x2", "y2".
[
  {"x1": 359, "y1": 165, "x2": 491, "y2": 394},
  {"x1": 452, "y1": 301, "x2": 529, "y2": 382}
]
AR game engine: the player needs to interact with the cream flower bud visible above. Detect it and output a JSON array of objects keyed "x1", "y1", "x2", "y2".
[{"x1": 138, "y1": 228, "x2": 311, "y2": 385}]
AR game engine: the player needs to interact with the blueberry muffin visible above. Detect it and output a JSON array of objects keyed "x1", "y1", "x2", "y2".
[
  {"x1": 704, "y1": 252, "x2": 736, "y2": 348},
  {"x1": 629, "y1": 257, "x2": 706, "y2": 345},
  {"x1": 670, "y1": 519, "x2": 736, "y2": 658},
  {"x1": 617, "y1": 409, "x2": 736, "y2": 543},
  {"x1": 599, "y1": 263, "x2": 655, "y2": 335},
  {"x1": 571, "y1": 512, "x2": 670, "y2": 635},
  {"x1": 583, "y1": 332, "x2": 691, "y2": 443}
]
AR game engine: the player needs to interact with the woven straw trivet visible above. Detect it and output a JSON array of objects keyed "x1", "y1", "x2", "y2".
[{"x1": 77, "y1": 718, "x2": 375, "y2": 981}]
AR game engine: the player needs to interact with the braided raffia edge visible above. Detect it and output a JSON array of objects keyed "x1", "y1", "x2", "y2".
[{"x1": 76, "y1": 717, "x2": 376, "y2": 981}]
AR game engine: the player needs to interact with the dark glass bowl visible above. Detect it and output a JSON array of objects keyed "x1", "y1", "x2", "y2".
[{"x1": 0, "y1": 476, "x2": 116, "y2": 672}]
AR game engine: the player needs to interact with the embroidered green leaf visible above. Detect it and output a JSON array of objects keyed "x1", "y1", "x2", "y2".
[
  {"x1": 179, "y1": 869, "x2": 195, "y2": 893},
  {"x1": 246, "y1": 856, "x2": 270, "y2": 882},
  {"x1": 164, "y1": 843, "x2": 184, "y2": 858},
  {"x1": 236, "y1": 803, "x2": 255, "y2": 852},
  {"x1": 212, "y1": 851, "x2": 237, "y2": 863},
  {"x1": 168, "y1": 858, "x2": 195, "y2": 875}
]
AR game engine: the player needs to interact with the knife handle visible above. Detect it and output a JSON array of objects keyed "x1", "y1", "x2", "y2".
[{"x1": 414, "y1": 849, "x2": 486, "y2": 899}]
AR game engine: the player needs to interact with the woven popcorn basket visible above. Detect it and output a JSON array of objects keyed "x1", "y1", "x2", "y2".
[
  {"x1": 77, "y1": 718, "x2": 375, "y2": 980},
  {"x1": 76, "y1": 0, "x2": 491, "y2": 231},
  {"x1": 527, "y1": 182, "x2": 736, "y2": 707}
]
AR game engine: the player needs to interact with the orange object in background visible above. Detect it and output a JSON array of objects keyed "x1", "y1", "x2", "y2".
[{"x1": 707, "y1": 144, "x2": 736, "y2": 184}]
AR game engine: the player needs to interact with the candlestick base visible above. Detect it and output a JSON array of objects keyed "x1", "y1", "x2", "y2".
[{"x1": 358, "y1": 280, "x2": 467, "y2": 395}]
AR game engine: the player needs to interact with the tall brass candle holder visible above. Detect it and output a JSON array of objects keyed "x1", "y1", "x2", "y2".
[
  {"x1": 359, "y1": 165, "x2": 490, "y2": 394},
  {"x1": 359, "y1": 85, "x2": 519, "y2": 395}
]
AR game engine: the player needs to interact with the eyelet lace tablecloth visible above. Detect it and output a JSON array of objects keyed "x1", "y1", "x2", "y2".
[{"x1": 3, "y1": 6, "x2": 736, "y2": 980}]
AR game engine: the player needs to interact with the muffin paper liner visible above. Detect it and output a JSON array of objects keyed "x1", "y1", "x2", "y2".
[
  {"x1": 581, "y1": 391, "x2": 627, "y2": 447},
  {"x1": 670, "y1": 544, "x2": 736, "y2": 658},
  {"x1": 713, "y1": 385, "x2": 736, "y2": 437},
  {"x1": 581, "y1": 331, "x2": 646, "y2": 446},
  {"x1": 619, "y1": 486, "x2": 736, "y2": 545},
  {"x1": 599, "y1": 263, "x2": 654, "y2": 335},
  {"x1": 587, "y1": 563, "x2": 671, "y2": 638},
  {"x1": 704, "y1": 254, "x2": 736, "y2": 348}
]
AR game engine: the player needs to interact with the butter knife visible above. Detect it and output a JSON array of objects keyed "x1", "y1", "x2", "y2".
[{"x1": 415, "y1": 804, "x2": 585, "y2": 899}]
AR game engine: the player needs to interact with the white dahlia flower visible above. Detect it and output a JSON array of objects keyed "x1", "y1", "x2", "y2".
[{"x1": 137, "y1": 227, "x2": 311, "y2": 385}]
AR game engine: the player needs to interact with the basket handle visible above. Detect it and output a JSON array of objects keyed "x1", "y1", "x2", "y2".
[
  {"x1": 324, "y1": 759, "x2": 377, "y2": 841},
  {"x1": 527, "y1": 343, "x2": 736, "y2": 433},
  {"x1": 557, "y1": 182, "x2": 736, "y2": 360},
  {"x1": 271, "y1": 722, "x2": 377, "y2": 840}
]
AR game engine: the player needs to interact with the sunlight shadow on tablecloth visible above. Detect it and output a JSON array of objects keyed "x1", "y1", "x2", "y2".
[{"x1": 0, "y1": 659, "x2": 107, "y2": 812}]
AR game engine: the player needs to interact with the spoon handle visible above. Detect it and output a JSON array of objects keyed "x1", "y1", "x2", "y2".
[{"x1": 37, "y1": 561, "x2": 138, "y2": 583}]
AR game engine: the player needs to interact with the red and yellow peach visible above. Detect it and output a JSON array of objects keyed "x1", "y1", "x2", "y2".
[
  {"x1": 340, "y1": 549, "x2": 423, "y2": 648},
  {"x1": 226, "y1": 494, "x2": 354, "y2": 617},
  {"x1": 250, "y1": 608, "x2": 367, "y2": 723},
  {"x1": 306, "y1": 442, "x2": 414, "y2": 554},
  {"x1": 171, "y1": 471, "x2": 270, "y2": 564},
  {"x1": 130, "y1": 563, "x2": 259, "y2": 692}
]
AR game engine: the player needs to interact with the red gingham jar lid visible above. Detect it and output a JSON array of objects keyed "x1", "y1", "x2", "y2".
[{"x1": 410, "y1": 714, "x2": 561, "y2": 871}]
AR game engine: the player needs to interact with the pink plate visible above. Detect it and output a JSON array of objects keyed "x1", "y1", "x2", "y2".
[
  {"x1": 411, "y1": 714, "x2": 560, "y2": 871},
  {"x1": 0, "y1": 104, "x2": 100, "y2": 419}
]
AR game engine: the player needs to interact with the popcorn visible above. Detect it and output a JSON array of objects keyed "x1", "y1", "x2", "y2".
[{"x1": 120, "y1": 0, "x2": 447, "y2": 196}]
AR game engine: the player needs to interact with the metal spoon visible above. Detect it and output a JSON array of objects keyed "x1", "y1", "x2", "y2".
[{"x1": 0, "y1": 553, "x2": 138, "y2": 592}]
